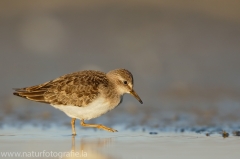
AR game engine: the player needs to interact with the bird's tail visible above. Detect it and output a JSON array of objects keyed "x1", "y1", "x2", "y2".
[{"x1": 13, "y1": 86, "x2": 49, "y2": 104}]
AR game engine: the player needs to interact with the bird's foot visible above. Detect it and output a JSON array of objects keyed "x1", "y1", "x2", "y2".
[{"x1": 97, "y1": 124, "x2": 118, "y2": 132}]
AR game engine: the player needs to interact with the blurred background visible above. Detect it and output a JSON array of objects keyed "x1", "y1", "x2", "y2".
[{"x1": 1, "y1": 0, "x2": 240, "y2": 130}]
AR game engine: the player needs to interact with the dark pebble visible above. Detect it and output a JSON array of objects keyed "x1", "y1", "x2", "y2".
[
  {"x1": 236, "y1": 131, "x2": 240, "y2": 136},
  {"x1": 233, "y1": 131, "x2": 240, "y2": 136},
  {"x1": 149, "y1": 132, "x2": 158, "y2": 135},
  {"x1": 206, "y1": 133, "x2": 210, "y2": 136},
  {"x1": 222, "y1": 131, "x2": 229, "y2": 138}
]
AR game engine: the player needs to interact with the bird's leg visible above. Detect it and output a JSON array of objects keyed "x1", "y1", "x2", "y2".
[
  {"x1": 80, "y1": 119, "x2": 118, "y2": 132},
  {"x1": 71, "y1": 135, "x2": 75, "y2": 152},
  {"x1": 71, "y1": 118, "x2": 76, "y2": 135}
]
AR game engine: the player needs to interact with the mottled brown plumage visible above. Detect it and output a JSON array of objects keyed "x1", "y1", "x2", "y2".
[
  {"x1": 13, "y1": 68, "x2": 143, "y2": 135},
  {"x1": 14, "y1": 70, "x2": 109, "y2": 106}
]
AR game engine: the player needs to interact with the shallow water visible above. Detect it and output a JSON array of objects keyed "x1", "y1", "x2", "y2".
[
  {"x1": 0, "y1": 125, "x2": 240, "y2": 159},
  {"x1": 1, "y1": 93, "x2": 240, "y2": 158},
  {"x1": 1, "y1": 91, "x2": 240, "y2": 159}
]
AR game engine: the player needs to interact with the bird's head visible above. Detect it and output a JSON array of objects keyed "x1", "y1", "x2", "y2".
[{"x1": 107, "y1": 69, "x2": 143, "y2": 104}]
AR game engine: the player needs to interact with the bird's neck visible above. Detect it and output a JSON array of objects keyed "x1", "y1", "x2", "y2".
[{"x1": 101, "y1": 79, "x2": 123, "y2": 106}]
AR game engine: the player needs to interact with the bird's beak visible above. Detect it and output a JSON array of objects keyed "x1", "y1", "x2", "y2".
[{"x1": 130, "y1": 89, "x2": 143, "y2": 104}]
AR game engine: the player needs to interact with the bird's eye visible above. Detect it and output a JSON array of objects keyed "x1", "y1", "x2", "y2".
[{"x1": 123, "y1": 81, "x2": 128, "y2": 85}]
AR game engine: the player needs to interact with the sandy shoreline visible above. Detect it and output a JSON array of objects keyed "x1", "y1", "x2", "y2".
[{"x1": 0, "y1": 125, "x2": 239, "y2": 159}]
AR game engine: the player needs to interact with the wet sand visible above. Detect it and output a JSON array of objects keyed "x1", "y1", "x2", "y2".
[
  {"x1": 1, "y1": 95, "x2": 240, "y2": 159},
  {"x1": 1, "y1": 125, "x2": 240, "y2": 159}
]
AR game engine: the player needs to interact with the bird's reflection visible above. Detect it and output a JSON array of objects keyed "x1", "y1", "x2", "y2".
[{"x1": 63, "y1": 135, "x2": 114, "y2": 159}]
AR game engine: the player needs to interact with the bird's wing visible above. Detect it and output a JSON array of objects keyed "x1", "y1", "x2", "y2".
[
  {"x1": 13, "y1": 80, "x2": 51, "y2": 103},
  {"x1": 13, "y1": 70, "x2": 109, "y2": 106}
]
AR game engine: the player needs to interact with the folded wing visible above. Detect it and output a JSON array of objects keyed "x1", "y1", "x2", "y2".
[{"x1": 13, "y1": 70, "x2": 108, "y2": 107}]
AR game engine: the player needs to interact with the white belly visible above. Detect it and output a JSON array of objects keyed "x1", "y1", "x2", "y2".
[{"x1": 52, "y1": 97, "x2": 117, "y2": 120}]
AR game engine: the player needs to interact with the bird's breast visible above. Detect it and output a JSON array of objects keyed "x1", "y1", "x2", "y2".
[{"x1": 52, "y1": 96, "x2": 121, "y2": 120}]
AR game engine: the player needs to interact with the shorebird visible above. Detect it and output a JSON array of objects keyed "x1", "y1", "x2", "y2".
[{"x1": 13, "y1": 69, "x2": 143, "y2": 135}]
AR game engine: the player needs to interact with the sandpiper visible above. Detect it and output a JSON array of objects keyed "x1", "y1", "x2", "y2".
[{"x1": 13, "y1": 69, "x2": 143, "y2": 135}]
